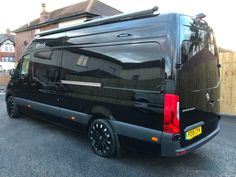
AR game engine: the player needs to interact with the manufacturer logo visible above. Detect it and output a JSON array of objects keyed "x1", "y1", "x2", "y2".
[{"x1": 35, "y1": 43, "x2": 46, "y2": 49}]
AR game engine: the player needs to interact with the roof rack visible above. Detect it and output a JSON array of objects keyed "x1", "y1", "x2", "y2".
[{"x1": 38, "y1": 6, "x2": 159, "y2": 36}]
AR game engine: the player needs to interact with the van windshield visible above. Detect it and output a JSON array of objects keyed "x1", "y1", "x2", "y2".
[{"x1": 179, "y1": 15, "x2": 219, "y2": 91}]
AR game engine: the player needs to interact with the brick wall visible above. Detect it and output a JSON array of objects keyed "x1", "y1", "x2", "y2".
[
  {"x1": 40, "y1": 23, "x2": 58, "y2": 32},
  {"x1": 0, "y1": 75, "x2": 10, "y2": 86},
  {"x1": 15, "y1": 30, "x2": 36, "y2": 62},
  {"x1": 15, "y1": 23, "x2": 59, "y2": 62}
]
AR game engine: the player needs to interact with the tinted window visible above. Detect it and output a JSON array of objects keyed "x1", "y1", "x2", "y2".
[
  {"x1": 34, "y1": 50, "x2": 52, "y2": 60},
  {"x1": 179, "y1": 15, "x2": 219, "y2": 90},
  {"x1": 33, "y1": 50, "x2": 62, "y2": 86},
  {"x1": 180, "y1": 16, "x2": 217, "y2": 63},
  {"x1": 62, "y1": 42, "x2": 165, "y2": 91}
]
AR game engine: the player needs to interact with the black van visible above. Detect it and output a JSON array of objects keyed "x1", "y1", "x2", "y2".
[{"x1": 6, "y1": 7, "x2": 220, "y2": 157}]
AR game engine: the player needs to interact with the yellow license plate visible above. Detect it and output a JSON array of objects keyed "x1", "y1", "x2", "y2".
[{"x1": 185, "y1": 126, "x2": 202, "y2": 140}]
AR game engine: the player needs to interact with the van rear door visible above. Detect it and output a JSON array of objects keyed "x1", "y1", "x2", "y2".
[{"x1": 177, "y1": 15, "x2": 220, "y2": 147}]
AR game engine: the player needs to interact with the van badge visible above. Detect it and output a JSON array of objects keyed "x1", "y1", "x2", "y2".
[
  {"x1": 35, "y1": 43, "x2": 46, "y2": 49},
  {"x1": 206, "y1": 92, "x2": 210, "y2": 102}
]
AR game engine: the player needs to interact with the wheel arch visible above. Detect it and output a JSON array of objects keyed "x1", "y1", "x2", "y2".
[
  {"x1": 87, "y1": 105, "x2": 115, "y2": 130},
  {"x1": 5, "y1": 93, "x2": 10, "y2": 100}
]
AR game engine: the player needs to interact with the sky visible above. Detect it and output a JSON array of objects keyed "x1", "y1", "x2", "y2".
[{"x1": 0, "y1": 0, "x2": 235, "y2": 50}]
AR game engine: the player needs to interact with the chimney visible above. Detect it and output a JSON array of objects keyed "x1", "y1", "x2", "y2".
[
  {"x1": 40, "y1": 3, "x2": 50, "y2": 23},
  {"x1": 42, "y1": 3, "x2": 46, "y2": 11},
  {"x1": 6, "y1": 28, "x2": 11, "y2": 36}
]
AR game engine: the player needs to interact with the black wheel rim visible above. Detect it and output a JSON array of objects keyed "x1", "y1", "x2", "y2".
[
  {"x1": 89, "y1": 122, "x2": 113, "y2": 156},
  {"x1": 7, "y1": 97, "x2": 15, "y2": 117}
]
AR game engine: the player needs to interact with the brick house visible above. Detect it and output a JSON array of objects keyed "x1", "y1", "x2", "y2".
[
  {"x1": 0, "y1": 29, "x2": 16, "y2": 72},
  {"x1": 0, "y1": 29, "x2": 16, "y2": 86},
  {"x1": 13, "y1": 0, "x2": 121, "y2": 61}
]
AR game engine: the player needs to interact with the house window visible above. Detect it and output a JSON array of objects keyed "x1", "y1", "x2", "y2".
[
  {"x1": 5, "y1": 46, "x2": 8, "y2": 52},
  {"x1": 109, "y1": 67, "x2": 116, "y2": 75},
  {"x1": 9, "y1": 46, "x2": 13, "y2": 52},
  {"x1": 77, "y1": 55, "x2": 88, "y2": 67},
  {"x1": 1, "y1": 57, "x2": 15, "y2": 62}
]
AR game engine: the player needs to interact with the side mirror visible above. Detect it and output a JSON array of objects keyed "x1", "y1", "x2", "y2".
[{"x1": 9, "y1": 69, "x2": 19, "y2": 79}]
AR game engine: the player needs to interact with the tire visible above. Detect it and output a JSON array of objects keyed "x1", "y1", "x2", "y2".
[
  {"x1": 88, "y1": 119, "x2": 116, "y2": 157},
  {"x1": 6, "y1": 96, "x2": 20, "y2": 118}
]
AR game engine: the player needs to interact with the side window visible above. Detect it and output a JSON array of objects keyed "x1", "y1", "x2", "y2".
[
  {"x1": 33, "y1": 50, "x2": 62, "y2": 86},
  {"x1": 20, "y1": 54, "x2": 30, "y2": 77},
  {"x1": 62, "y1": 42, "x2": 165, "y2": 91}
]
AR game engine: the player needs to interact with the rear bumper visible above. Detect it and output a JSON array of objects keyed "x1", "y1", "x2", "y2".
[{"x1": 161, "y1": 124, "x2": 220, "y2": 156}]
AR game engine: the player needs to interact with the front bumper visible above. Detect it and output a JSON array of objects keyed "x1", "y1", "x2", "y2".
[{"x1": 161, "y1": 124, "x2": 220, "y2": 156}]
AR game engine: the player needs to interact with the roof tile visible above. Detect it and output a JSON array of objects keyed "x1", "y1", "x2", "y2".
[{"x1": 14, "y1": 0, "x2": 121, "y2": 32}]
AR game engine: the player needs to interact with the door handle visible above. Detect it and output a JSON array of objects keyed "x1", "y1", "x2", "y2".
[
  {"x1": 23, "y1": 83, "x2": 28, "y2": 86},
  {"x1": 31, "y1": 83, "x2": 36, "y2": 86}
]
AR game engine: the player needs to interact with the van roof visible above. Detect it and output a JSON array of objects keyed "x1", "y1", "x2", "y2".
[{"x1": 38, "y1": 7, "x2": 160, "y2": 37}]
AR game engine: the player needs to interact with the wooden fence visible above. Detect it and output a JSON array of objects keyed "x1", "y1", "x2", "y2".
[{"x1": 219, "y1": 52, "x2": 236, "y2": 115}]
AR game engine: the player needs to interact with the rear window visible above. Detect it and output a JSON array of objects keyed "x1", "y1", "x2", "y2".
[
  {"x1": 180, "y1": 15, "x2": 217, "y2": 64},
  {"x1": 179, "y1": 15, "x2": 219, "y2": 91}
]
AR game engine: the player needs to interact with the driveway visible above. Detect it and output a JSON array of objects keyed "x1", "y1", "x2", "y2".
[{"x1": 0, "y1": 95, "x2": 235, "y2": 177}]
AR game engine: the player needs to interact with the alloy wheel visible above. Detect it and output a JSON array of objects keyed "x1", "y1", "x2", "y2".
[
  {"x1": 7, "y1": 96, "x2": 20, "y2": 118},
  {"x1": 89, "y1": 120, "x2": 115, "y2": 157}
]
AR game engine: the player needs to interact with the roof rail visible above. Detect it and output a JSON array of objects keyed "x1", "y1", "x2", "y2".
[{"x1": 38, "y1": 6, "x2": 159, "y2": 36}]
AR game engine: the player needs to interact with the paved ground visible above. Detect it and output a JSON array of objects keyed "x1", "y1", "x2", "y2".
[{"x1": 0, "y1": 94, "x2": 236, "y2": 177}]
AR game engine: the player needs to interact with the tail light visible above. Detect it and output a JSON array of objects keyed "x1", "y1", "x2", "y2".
[{"x1": 163, "y1": 94, "x2": 180, "y2": 134}]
